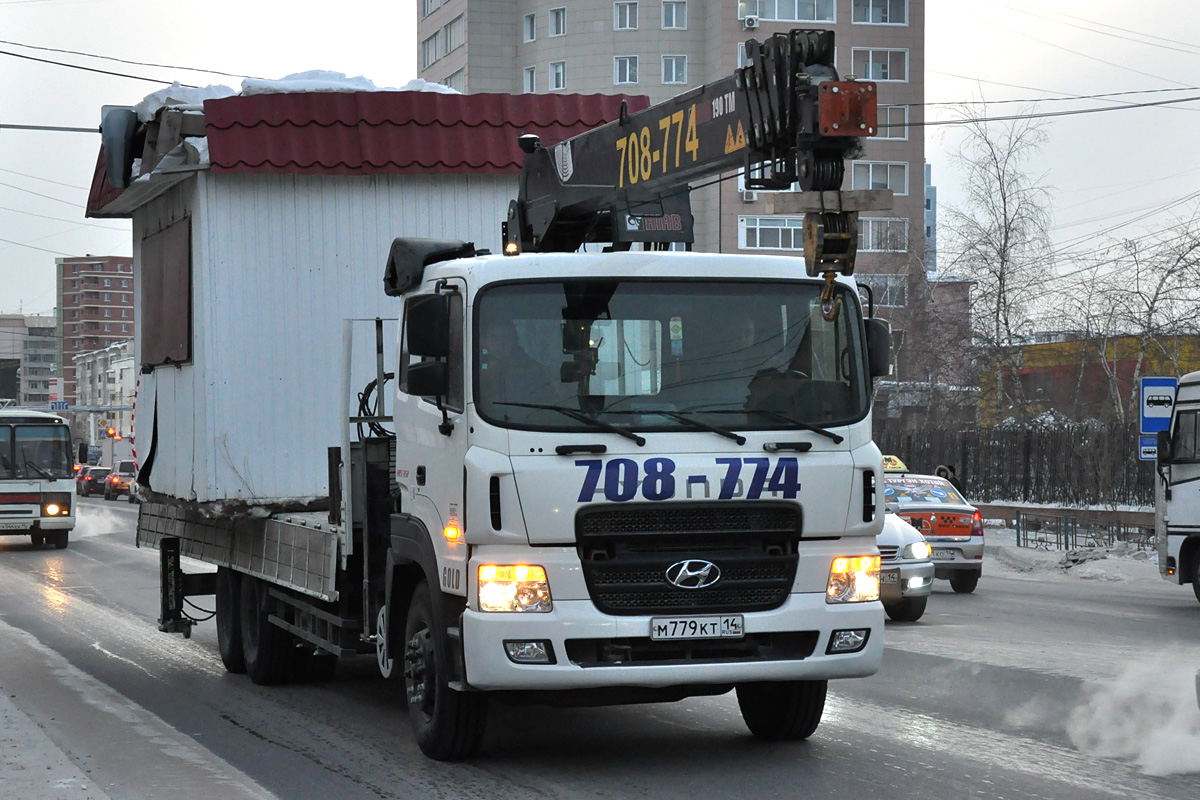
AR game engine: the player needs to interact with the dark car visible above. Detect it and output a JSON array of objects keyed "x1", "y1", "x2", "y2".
[
  {"x1": 75, "y1": 464, "x2": 97, "y2": 495},
  {"x1": 80, "y1": 467, "x2": 110, "y2": 497}
]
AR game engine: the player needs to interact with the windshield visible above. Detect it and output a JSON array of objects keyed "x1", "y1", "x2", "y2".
[
  {"x1": 884, "y1": 476, "x2": 967, "y2": 506},
  {"x1": 0, "y1": 424, "x2": 74, "y2": 480},
  {"x1": 474, "y1": 279, "x2": 870, "y2": 433}
]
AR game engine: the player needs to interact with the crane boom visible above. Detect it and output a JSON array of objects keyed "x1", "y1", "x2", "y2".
[{"x1": 504, "y1": 29, "x2": 879, "y2": 267}]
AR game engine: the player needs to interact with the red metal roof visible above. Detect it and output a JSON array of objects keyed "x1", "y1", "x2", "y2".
[
  {"x1": 86, "y1": 91, "x2": 648, "y2": 216},
  {"x1": 204, "y1": 91, "x2": 649, "y2": 175}
]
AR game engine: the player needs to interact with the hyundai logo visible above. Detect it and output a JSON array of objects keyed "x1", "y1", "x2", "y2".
[{"x1": 665, "y1": 559, "x2": 721, "y2": 589}]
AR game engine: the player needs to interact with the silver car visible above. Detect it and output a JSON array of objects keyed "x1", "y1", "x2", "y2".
[
  {"x1": 877, "y1": 511, "x2": 934, "y2": 622},
  {"x1": 885, "y1": 474, "x2": 985, "y2": 594}
]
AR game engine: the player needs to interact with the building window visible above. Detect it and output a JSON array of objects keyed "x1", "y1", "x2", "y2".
[
  {"x1": 103, "y1": 293, "x2": 111, "y2": 301},
  {"x1": 550, "y1": 61, "x2": 566, "y2": 90},
  {"x1": 420, "y1": 0, "x2": 441, "y2": 18},
  {"x1": 421, "y1": 33, "x2": 440, "y2": 69},
  {"x1": 72, "y1": 280, "x2": 78, "y2": 289},
  {"x1": 524, "y1": 12, "x2": 536, "y2": 42},
  {"x1": 445, "y1": 69, "x2": 466, "y2": 93},
  {"x1": 122, "y1": 294, "x2": 129, "y2": 302},
  {"x1": 550, "y1": 7, "x2": 566, "y2": 36},
  {"x1": 662, "y1": 55, "x2": 687, "y2": 84},
  {"x1": 104, "y1": 278, "x2": 111, "y2": 286},
  {"x1": 877, "y1": 105, "x2": 908, "y2": 140},
  {"x1": 121, "y1": 279, "x2": 129, "y2": 288},
  {"x1": 853, "y1": 161, "x2": 908, "y2": 195},
  {"x1": 104, "y1": 324, "x2": 112, "y2": 332},
  {"x1": 615, "y1": 1, "x2": 638, "y2": 30},
  {"x1": 72, "y1": 324, "x2": 79, "y2": 333},
  {"x1": 72, "y1": 265, "x2": 79, "y2": 273},
  {"x1": 524, "y1": 66, "x2": 537, "y2": 93},
  {"x1": 852, "y1": 48, "x2": 908, "y2": 81},
  {"x1": 857, "y1": 274, "x2": 908, "y2": 307},
  {"x1": 743, "y1": 1, "x2": 835, "y2": 23},
  {"x1": 614, "y1": 55, "x2": 639, "y2": 84},
  {"x1": 443, "y1": 15, "x2": 465, "y2": 55},
  {"x1": 663, "y1": 1, "x2": 687, "y2": 28},
  {"x1": 853, "y1": 0, "x2": 907, "y2": 25},
  {"x1": 738, "y1": 216, "x2": 805, "y2": 250},
  {"x1": 122, "y1": 324, "x2": 129, "y2": 332},
  {"x1": 121, "y1": 309, "x2": 129, "y2": 318},
  {"x1": 104, "y1": 309, "x2": 112, "y2": 318},
  {"x1": 858, "y1": 218, "x2": 909, "y2": 252}
]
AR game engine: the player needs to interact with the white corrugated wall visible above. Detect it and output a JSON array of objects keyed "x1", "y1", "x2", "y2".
[{"x1": 138, "y1": 171, "x2": 514, "y2": 504}]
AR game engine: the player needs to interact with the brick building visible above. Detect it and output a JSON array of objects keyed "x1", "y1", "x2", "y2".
[{"x1": 54, "y1": 255, "x2": 136, "y2": 405}]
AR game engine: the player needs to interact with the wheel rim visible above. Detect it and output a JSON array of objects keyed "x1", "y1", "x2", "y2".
[
  {"x1": 403, "y1": 627, "x2": 436, "y2": 719},
  {"x1": 376, "y1": 606, "x2": 394, "y2": 679}
]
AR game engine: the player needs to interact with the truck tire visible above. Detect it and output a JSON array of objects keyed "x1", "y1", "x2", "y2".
[
  {"x1": 736, "y1": 679, "x2": 827, "y2": 740},
  {"x1": 216, "y1": 567, "x2": 246, "y2": 674},
  {"x1": 51, "y1": 532, "x2": 68, "y2": 549},
  {"x1": 239, "y1": 576, "x2": 292, "y2": 685},
  {"x1": 403, "y1": 580, "x2": 487, "y2": 760},
  {"x1": 949, "y1": 570, "x2": 980, "y2": 594},
  {"x1": 885, "y1": 595, "x2": 927, "y2": 622}
]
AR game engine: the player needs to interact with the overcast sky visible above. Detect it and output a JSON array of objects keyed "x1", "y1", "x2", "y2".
[{"x1": 2, "y1": 0, "x2": 1199, "y2": 316}]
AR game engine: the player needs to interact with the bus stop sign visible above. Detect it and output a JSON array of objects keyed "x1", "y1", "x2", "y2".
[{"x1": 1140, "y1": 376, "x2": 1177, "y2": 435}]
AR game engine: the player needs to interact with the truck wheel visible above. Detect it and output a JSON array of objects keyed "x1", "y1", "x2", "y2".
[
  {"x1": 949, "y1": 571, "x2": 979, "y2": 594},
  {"x1": 885, "y1": 595, "x2": 927, "y2": 622},
  {"x1": 239, "y1": 576, "x2": 291, "y2": 685},
  {"x1": 403, "y1": 580, "x2": 487, "y2": 760},
  {"x1": 376, "y1": 605, "x2": 395, "y2": 679},
  {"x1": 1191, "y1": 554, "x2": 1200, "y2": 604},
  {"x1": 51, "y1": 532, "x2": 68, "y2": 549},
  {"x1": 216, "y1": 567, "x2": 246, "y2": 674},
  {"x1": 736, "y1": 679, "x2": 827, "y2": 740}
]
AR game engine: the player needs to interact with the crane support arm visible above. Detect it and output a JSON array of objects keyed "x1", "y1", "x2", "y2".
[{"x1": 504, "y1": 29, "x2": 879, "y2": 255}]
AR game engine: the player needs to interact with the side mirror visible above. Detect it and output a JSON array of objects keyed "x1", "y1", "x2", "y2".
[
  {"x1": 866, "y1": 318, "x2": 892, "y2": 379},
  {"x1": 405, "y1": 294, "x2": 450, "y2": 358},
  {"x1": 405, "y1": 361, "x2": 449, "y2": 397},
  {"x1": 1157, "y1": 429, "x2": 1173, "y2": 465}
]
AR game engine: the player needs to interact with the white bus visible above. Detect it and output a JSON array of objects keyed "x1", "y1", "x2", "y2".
[{"x1": 0, "y1": 408, "x2": 76, "y2": 548}]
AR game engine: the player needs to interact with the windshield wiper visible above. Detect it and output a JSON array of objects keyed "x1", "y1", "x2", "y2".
[
  {"x1": 24, "y1": 461, "x2": 52, "y2": 478},
  {"x1": 496, "y1": 402, "x2": 646, "y2": 446},
  {"x1": 751, "y1": 409, "x2": 844, "y2": 443},
  {"x1": 648, "y1": 411, "x2": 745, "y2": 446}
]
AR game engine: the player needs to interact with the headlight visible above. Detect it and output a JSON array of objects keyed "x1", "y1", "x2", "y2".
[
  {"x1": 41, "y1": 493, "x2": 71, "y2": 517},
  {"x1": 478, "y1": 565, "x2": 552, "y2": 612},
  {"x1": 826, "y1": 555, "x2": 880, "y2": 603},
  {"x1": 904, "y1": 541, "x2": 932, "y2": 560}
]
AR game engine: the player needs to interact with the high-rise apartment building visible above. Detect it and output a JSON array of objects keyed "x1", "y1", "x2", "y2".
[
  {"x1": 0, "y1": 314, "x2": 57, "y2": 406},
  {"x1": 417, "y1": 0, "x2": 927, "y2": 349},
  {"x1": 55, "y1": 255, "x2": 136, "y2": 406}
]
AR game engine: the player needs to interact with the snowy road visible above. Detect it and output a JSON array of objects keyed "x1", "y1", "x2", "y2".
[{"x1": 1, "y1": 502, "x2": 1198, "y2": 799}]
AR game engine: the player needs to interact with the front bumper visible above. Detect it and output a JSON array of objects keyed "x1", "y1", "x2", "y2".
[
  {"x1": 0, "y1": 517, "x2": 75, "y2": 534},
  {"x1": 880, "y1": 560, "x2": 934, "y2": 602},
  {"x1": 462, "y1": 593, "x2": 883, "y2": 691}
]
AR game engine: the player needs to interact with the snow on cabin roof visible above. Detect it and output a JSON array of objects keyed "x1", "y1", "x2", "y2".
[{"x1": 86, "y1": 71, "x2": 649, "y2": 218}]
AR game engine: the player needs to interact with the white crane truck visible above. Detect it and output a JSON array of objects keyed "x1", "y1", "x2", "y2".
[{"x1": 138, "y1": 30, "x2": 894, "y2": 760}]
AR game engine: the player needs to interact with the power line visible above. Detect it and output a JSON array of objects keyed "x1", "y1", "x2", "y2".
[
  {"x1": 0, "y1": 168, "x2": 90, "y2": 191},
  {"x1": 987, "y1": 0, "x2": 1200, "y2": 55},
  {"x1": 0, "y1": 38, "x2": 262, "y2": 81},
  {"x1": 906, "y1": 93, "x2": 1200, "y2": 128},
  {"x1": 0, "y1": 205, "x2": 126, "y2": 230},
  {"x1": 0, "y1": 47, "x2": 197, "y2": 87}
]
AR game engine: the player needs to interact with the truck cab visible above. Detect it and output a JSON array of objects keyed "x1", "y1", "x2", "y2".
[{"x1": 382, "y1": 244, "x2": 889, "y2": 756}]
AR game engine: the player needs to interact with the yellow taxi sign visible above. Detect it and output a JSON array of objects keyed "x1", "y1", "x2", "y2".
[{"x1": 882, "y1": 455, "x2": 908, "y2": 473}]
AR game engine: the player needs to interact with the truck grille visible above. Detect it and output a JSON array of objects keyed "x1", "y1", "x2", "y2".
[{"x1": 575, "y1": 503, "x2": 801, "y2": 616}]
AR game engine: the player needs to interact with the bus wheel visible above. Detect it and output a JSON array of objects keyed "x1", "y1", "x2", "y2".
[
  {"x1": 403, "y1": 580, "x2": 487, "y2": 760},
  {"x1": 30, "y1": 533, "x2": 44, "y2": 547},
  {"x1": 239, "y1": 576, "x2": 291, "y2": 685},
  {"x1": 1191, "y1": 553, "x2": 1200, "y2": 604},
  {"x1": 216, "y1": 567, "x2": 246, "y2": 673},
  {"x1": 52, "y1": 532, "x2": 68, "y2": 549}
]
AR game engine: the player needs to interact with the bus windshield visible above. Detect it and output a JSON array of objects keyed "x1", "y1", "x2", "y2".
[
  {"x1": 0, "y1": 424, "x2": 74, "y2": 480},
  {"x1": 474, "y1": 279, "x2": 870, "y2": 433}
]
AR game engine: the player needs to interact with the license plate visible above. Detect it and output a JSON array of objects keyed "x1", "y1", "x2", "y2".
[
  {"x1": 880, "y1": 571, "x2": 899, "y2": 584},
  {"x1": 0, "y1": 522, "x2": 29, "y2": 530},
  {"x1": 932, "y1": 549, "x2": 956, "y2": 560},
  {"x1": 650, "y1": 615, "x2": 744, "y2": 641}
]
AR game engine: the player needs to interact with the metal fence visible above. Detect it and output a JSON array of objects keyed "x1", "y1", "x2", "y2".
[
  {"x1": 874, "y1": 421, "x2": 1156, "y2": 508},
  {"x1": 1014, "y1": 510, "x2": 1154, "y2": 551}
]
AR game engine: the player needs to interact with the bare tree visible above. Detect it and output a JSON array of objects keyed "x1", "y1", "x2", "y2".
[{"x1": 942, "y1": 106, "x2": 1053, "y2": 426}]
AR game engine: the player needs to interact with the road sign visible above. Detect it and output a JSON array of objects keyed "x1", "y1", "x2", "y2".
[
  {"x1": 1140, "y1": 376, "x2": 1178, "y2": 434},
  {"x1": 1138, "y1": 435, "x2": 1158, "y2": 462},
  {"x1": 49, "y1": 401, "x2": 69, "y2": 411}
]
